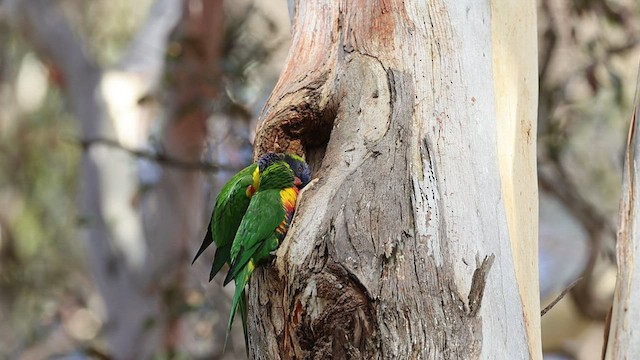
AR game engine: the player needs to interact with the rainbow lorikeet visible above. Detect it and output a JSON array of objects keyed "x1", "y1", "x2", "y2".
[
  {"x1": 222, "y1": 158, "x2": 303, "y2": 342},
  {"x1": 192, "y1": 153, "x2": 310, "y2": 350}
]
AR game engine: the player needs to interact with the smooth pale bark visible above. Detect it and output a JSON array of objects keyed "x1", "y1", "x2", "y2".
[
  {"x1": 491, "y1": 0, "x2": 541, "y2": 357},
  {"x1": 250, "y1": 0, "x2": 539, "y2": 358},
  {"x1": 604, "y1": 66, "x2": 640, "y2": 359}
]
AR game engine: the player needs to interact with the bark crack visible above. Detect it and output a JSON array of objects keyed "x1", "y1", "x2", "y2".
[{"x1": 467, "y1": 254, "x2": 495, "y2": 317}]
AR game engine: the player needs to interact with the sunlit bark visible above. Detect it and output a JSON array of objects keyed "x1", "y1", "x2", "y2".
[
  {"x1": 604, "y1": 65, "x2": 640, "y2": 359},
  {"x1": 250, "y1": 1, "x2": 540, "y2": 358}
]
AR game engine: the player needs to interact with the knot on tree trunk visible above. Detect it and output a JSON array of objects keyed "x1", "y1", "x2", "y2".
[
  {"x1": 289, "y1": 263, "x2": 378, "y2": 359},
  {"x1": 250, "y1": 261, "x2": 379, "y2": 360}
]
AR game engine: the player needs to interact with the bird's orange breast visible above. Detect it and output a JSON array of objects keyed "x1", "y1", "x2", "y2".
[
  {"x1": 275, "y1": 187, "x2": 299, "y2": 237},
  {"x1": 280, "y1": 187, "x2": 299, "y2": 212}
]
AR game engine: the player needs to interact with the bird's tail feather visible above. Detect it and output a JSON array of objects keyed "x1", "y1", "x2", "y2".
[
  {"x1": 209, "y1": 244, "x2": 231, "y2": 282},
  {"x1": 239, "y1": 293, "x2": 249, "y2": 356},
  {"x1": 192, "y1": 218, "x2": 214, "y2": 264},
  {"x1": 225, "y1": 261, "x2": 254, "y2": 351}
]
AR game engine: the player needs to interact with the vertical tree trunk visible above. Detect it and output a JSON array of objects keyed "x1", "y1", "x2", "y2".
[
  {"x1": 491, "y1": 0, "x2": 541, "y2": 354},
  {"x1": 250, "y1": 1, "x2": 539, "y2": 358},
  {"x1": 604, "y1": 66, "x2": 640, "y2": 359}
]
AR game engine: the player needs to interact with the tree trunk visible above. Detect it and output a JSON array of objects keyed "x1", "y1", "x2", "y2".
[
  {"x1": 250, "y1": 1, "x2": 540, "y2": 359},
  {"x1": 604, "y1": 65, "x2": 640, "y2": 359}
]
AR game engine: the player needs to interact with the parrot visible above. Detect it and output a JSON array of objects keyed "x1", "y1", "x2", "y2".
[
  {"x1": 192, "y1": 153, "x2": 282, "y2": 279},
  {"x1": 191, "y1": 152, "x2": 310, "y2": 351},
  {"x1": 222, "y1": 159, "x2": 303, "y2": 345}
]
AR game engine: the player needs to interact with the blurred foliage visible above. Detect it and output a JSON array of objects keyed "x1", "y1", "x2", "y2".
[
  {"x1": 0, "y1": 0, "x2": 285, "y2": 358},
  {"x1": 538, "y1": 0, "x2": 640, "y2": 357},
  {"x1": 0, "y1": 41, "x2": 83, "y2": 356},
  {"x1": 539, "y1": 0, "x2": 639, "y2": 219},
  {"x1": 61, "y1": 0, "x2": 155, "y2": 65}
]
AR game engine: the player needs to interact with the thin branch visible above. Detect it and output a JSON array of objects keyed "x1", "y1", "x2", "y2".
[
  {"x1": 541, "y1": 277, "x2": 583, "y2": 317},
  {"x1": 539, "y1": 161, "x2": 614, "y2": 319},
  {"x1": 74, "y1": 137, "x2": 236, "y2": 172}
]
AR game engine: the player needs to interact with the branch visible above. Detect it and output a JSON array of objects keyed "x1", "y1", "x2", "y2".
[
  {"x1": 539, "y1": 162, "x2": 615, "y2": 319},
  {"x1": 75, "y1": 137, "x2": 236, "y2": 172},
  {"x1": 540, "y1": 277, "x2": 583, "y2": 317}
]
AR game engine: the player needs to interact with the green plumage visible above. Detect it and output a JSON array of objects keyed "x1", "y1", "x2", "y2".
[
  {"x1": 225, "y1": 190, "x2": 284, "y2": 284},
  {"x1": 192, "y1": 153, "x2": 310, "y2": 354},
  {"x1": 224, "y1": 161, "x2": 297, "y2": 337},
  {"x1": 191, "y1": 163, "x2": 255, "y2": 351},
  {"x1": 192, "y1": 163, "x2": 255, "y2": 279}
]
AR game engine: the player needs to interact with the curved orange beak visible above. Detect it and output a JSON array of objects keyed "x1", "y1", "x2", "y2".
[{"x1": 246, "y1": 184, "x2": 256, "y2": 197}]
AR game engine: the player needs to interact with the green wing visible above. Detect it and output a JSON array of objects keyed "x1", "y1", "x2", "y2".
[
  {"x1": 192, "y1": 163, "x2": 255, "y2": 281},
  {"x1": 212, "y1": 164, "x2": 256, "y2": 247},
  {"x1": 224, "y1": 190, "x2": 285, "y2": 346},
  {"x1": 227, "y1": 189, "x2": 285, "y2": 278}
]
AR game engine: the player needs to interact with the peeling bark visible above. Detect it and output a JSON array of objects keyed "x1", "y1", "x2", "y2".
[
  {"x1": 250, "y1": 1, "x2": 538, "y2": 359},
  {"x1": 604, "y1": 65, "x2": 640, "y2": 359}
]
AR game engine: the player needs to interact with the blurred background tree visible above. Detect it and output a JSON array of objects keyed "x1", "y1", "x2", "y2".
[
  {"x1": 538, "y1": 0, "x2": 640, "y2": 358},
  {"x1": 0, "y1": 0, "x2": 289, "y2": 358},
  {"x1": 0, "y1": 0, "x2": 638, "y2": 359}
]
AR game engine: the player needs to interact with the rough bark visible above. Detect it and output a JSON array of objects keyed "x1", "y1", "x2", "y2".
[
  {"x1": 604, "y1": 65, "x2": 640, "y2": 359},
  {"x1": 250, "y1": 1, "x2": 539, "y2": 359}
]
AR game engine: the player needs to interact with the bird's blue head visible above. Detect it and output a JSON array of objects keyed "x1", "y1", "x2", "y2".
[
  {"x1": 283, "y1": 154, "x2": 311, "y2": 188},
  {"x1": 257, "y1": 153, "x2": 284, "y2": 173},
  {"x1": 256, "y1": 152, "x2": 311, "y2": 188}
]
